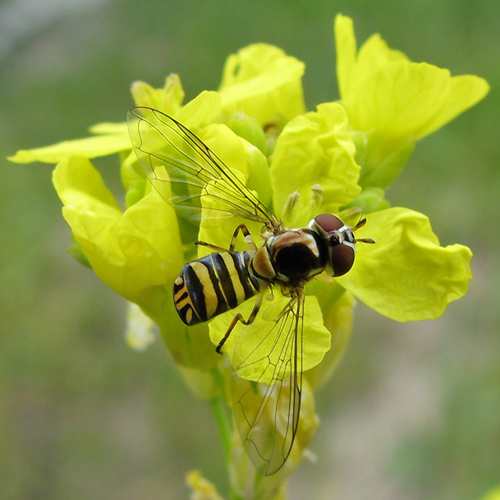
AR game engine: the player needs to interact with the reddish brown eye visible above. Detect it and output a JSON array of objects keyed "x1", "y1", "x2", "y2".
[
  {"x1": 330, "y1": 244, "x2": 355, "y2": 277},
  {"x1": 315, "y1": 213, "x2": 344, "y2": 232}
]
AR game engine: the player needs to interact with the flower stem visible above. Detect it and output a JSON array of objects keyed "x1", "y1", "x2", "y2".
[
  {"x1": 210, "y1": 389, "x2": 232, "y2": 463},
  {"x1": 211, "y1": 368, "x2": 232, "y2": 459},
  {"x1": 210, "y1": 368, "x2": 246, "y2": 500}
]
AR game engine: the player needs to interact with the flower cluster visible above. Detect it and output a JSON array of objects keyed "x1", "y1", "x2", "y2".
[{"x1": 10, "y1": 14, "x2": 488, "y2": 500}]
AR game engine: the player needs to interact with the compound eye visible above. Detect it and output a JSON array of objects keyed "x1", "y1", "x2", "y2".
[
  {"x1": 330, "y1": 244, "x2": 355, "y2": 277},
  {"x1": 315, "y1": 213, "x2": 344, "y2": 233}
]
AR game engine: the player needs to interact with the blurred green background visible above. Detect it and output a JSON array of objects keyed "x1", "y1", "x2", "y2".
[{"x1": 1, "y1": 0, "x2": 498, "y2": 499}]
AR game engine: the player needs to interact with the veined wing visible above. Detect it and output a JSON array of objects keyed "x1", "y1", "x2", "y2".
[
  {"x1": 231, "y1": 290, "x2": 304, "y2": 476},
  {"x1": 127, "y1": 107, "x2": 275, "y2": 225}
]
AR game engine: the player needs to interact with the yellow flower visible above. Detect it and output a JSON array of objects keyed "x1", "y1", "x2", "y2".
[
  {"x1": 52, "y1": 155, "x2": 181, "y2": 305},
  {"x1": 51, "y1": 152, "x2": 220, "y2": 370},
  {"x1": 195, "y1": 101, "x2": 472, "y2": 382},
  {"x1": 336, "y1": 207, "x2": 472, "y2": 321},
  {"x1": 334, "y1": 14, "x2": 490, "y2": 188},
  {"x1": 8, "y1": 21, "x2": 487, "y2": 485},
  {"x1": 9, "y1": 26, "x2": 482, "y2": 382},
  {"x1": 270, "y1": 101, "x2": 361, "y2": 226},
  {"x1": 219, "y1": 43, "x2": 305, "y2": 125}
]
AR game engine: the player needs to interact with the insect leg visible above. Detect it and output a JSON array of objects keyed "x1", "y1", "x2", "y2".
[
  {"x1": 229, "y1": 224, "x2": 257, "y2": 252},
  {"x1": 216, "y1": 291, "x2": 265, "y2": 354},
  {"x1": 195, "y1": 224, "x2": 257, "y2": 254},
  {"x1": 194, "y1": 241, "x2": 228, "y2": 253}
]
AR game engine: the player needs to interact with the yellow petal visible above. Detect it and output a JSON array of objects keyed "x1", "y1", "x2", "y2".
[
  {"x1": 271, "y1": 102, "x2": 361, "y2": 225},
  {"x1": 334, "y1": 14, "x2": 357, "y2": 102},
  {"x1": 219, "y1": 43, "x2": 305, "y2": 124},
  {"x1": 176, "y1": 90, "x2": 222, "y2": 128},
  {"x1": 337, "y1": 207, "x2": 472, "y2": 321},
  {"x1": 53, "y1": 156, "x2": 183, "y2": 303},
  {"x1": 131, "y1": 74, "x2": 185, "y2": 114},
  {"x1": 334, "y1": 15, "x2": 489, "y2": 189},
  {"x1": 9, "y1": 131, "x2": 131, "y2": 164},
  {"x1": 346, "y1": 62, "x2": 489, "y2": 141},
  {"x1": 210, "y1": 293, "x2": 330, "y2": 384}
]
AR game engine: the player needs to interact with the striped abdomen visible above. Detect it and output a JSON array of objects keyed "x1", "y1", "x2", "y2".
[{"x1": 173, "y1": 251, "x2": 261, "y2": 326}]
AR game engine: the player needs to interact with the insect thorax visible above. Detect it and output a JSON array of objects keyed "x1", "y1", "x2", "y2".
[{"x1": 251, "y1": 229, "x2": 328, "y2": 286}]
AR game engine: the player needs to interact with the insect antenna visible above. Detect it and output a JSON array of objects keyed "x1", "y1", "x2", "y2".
[{"x1": 353, "y1": 218, "x2": 376, "y2": 244}]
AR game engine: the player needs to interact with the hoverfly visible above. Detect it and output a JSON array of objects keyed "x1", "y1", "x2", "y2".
[{"x1": 127, "y1": 107, "x2": 374, "y2": 475}]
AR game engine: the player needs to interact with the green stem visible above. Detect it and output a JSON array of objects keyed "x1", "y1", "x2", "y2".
[
  {"x1": 210, "y1": 390, "x2": 232, "y2": 464},
  {"x1": 211, "y1": 395, "x2": 244, "y2": 500},
  {"x1": 210, "y1": 368, "x2": 246, "y2": 500}
]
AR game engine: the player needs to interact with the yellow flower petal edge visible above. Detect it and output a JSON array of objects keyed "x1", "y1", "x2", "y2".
[
  {"x1": 209, "y1": 293, "x2": 331, "y2": 384},
  {"x1": 52, "y1": 157, "x2": 220, "y2": 371},
  {"x1": 54, "y1": 159, "x2": 218, "y2": 370},
  {"x1": 335, "y1": 15, "x2": 408, "y2": 100},
  {"x1": 271, "y1": 102, "x2": 361, "y2": 226},
  {"x1": 9, "y1": 131, "x2": 132, "y2": 164},
  {"x1": 418, "y1": 73, "x2": 490, "y2": 138},
  {"x1": 52, "y1": 156, "x2": 183, "y2": 304},
  {"x1": 334, "y1": 14, "x2": 489, "y2": 188},
  {"x1": 335, "y1": 14, "x2": 489, "y2": 140},
  {"x1": 219, "y1": 43, "x2": 305, "y2": 125},
  {"x1": 176, "y1": 90, "x2": 222, "y2": 128},
  {"x1": 337, "y1": 207, "x2": 472, "y2": 321},
  {"x1": 131, "y1": 73, "x2": 185, "y2": 115},
  {"x1": 53, "y1": 154, "x2": 121, "y2": 210},
  {"x1": 195, "y1": 124, "x2": 265, "y2": 249},
  {"x1": 345, "y1": 61, "x2": 489, "y2": 142}
]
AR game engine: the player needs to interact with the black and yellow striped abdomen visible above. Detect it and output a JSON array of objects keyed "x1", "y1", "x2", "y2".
[{"x1": 173, "y1": 251, "x2": 260, "y2": 326}]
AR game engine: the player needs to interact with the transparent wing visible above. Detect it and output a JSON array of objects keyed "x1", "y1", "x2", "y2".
[
  {"x1": 231, "y1": 290, "x2": 304, "y2": 476},
  {"x1": 127, "y1": 107, "x2": 275, "y2": 225}
]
